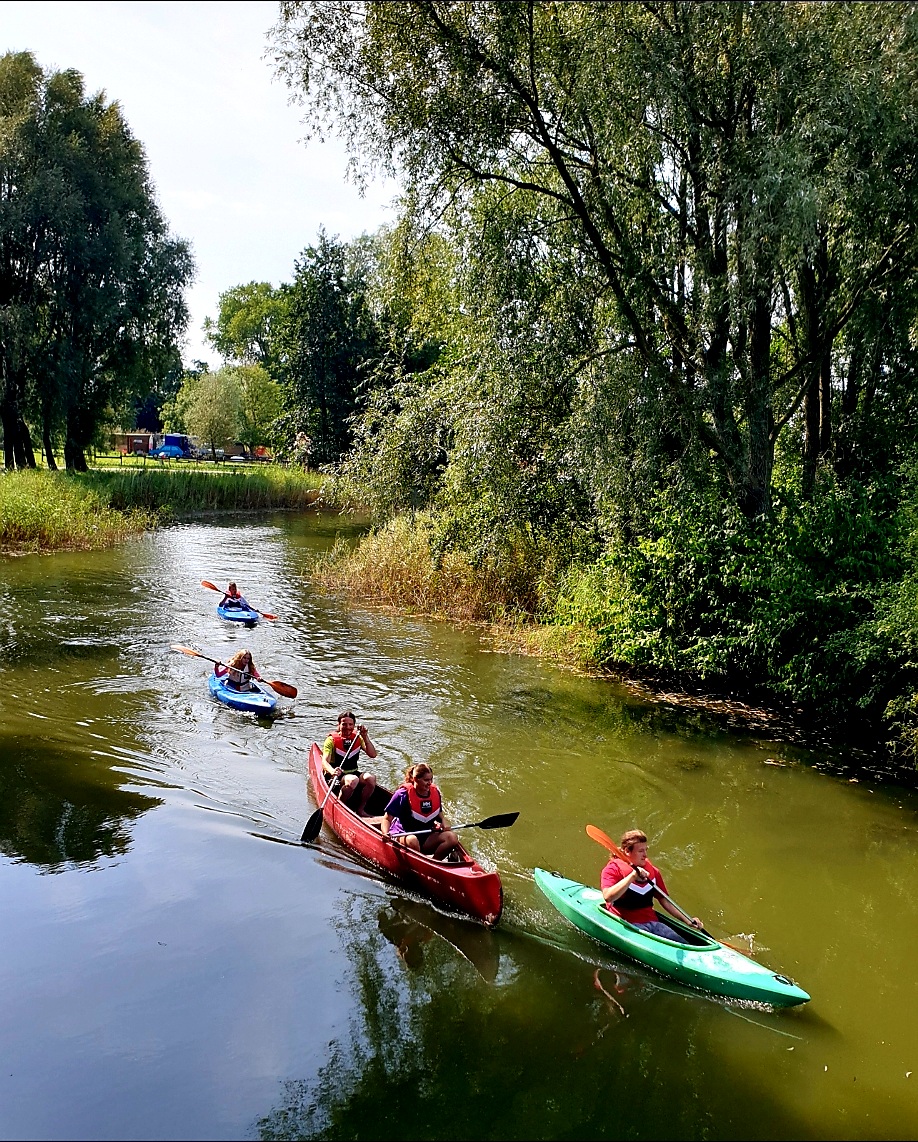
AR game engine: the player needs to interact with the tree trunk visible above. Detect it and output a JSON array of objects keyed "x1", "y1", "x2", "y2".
[
  {"x1": 43, "y1": 425, "x2": 58, "y2": 470},
  {"x1": 64, "y1": 413, "x2": 88, "y2": 471},
  {"x1": 744, "y1": 284, "x2": 774, "y2": 517},
  {"x1": 18, "y1": 416, "x2": 37, "y2": 468},
  {"x1": 1, "y1": 401, "x2": 16, "y2": 469}
]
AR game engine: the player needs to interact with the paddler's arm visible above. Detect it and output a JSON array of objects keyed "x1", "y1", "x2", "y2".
[
  {"x1": 322, "y1": 738, "x2": 342, "y2": 778},
  {"x1": 380, "y1": 813, "x2": 395, "y2": 837},
  {"x1": 658, "y1": 896, "x2": 704, "y2": 929},
  {"x1": 357, "y1": 724, "x2": 378, "y2": 759},
  {"x1": 601, "y1": 869, "x2": 642, "y2": 903}
]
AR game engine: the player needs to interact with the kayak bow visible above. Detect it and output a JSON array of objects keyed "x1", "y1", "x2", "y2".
[{"x1": 208, "y1": 671, "x2": 277, "y2": 714}]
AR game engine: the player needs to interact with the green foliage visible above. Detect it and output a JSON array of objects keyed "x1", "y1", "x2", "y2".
[
  {"x1": 0, "y1": 51, "x2": 193, "y2": 471},
  {"x1": 272, "y1": 1, "x2": 918, "y2": 518},
  {"x1": 203, "y1": 282, "x2": 288, "y2": 371},
  {"x1": 233, "y1": 364, "x2": 283, "y2": 454},
  {"x1": 179, "y1": 369, "x2": 241, "y2": 458},
  {"x1": 275, "y1": 230, "x2": 379, "y2": 464},
  {"x1": 554, "y1": 479, "x2": 905, "y2": 718}
]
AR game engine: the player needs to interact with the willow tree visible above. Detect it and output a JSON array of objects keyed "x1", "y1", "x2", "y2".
[{"x1": 272, "y1": 1, "x2": 918, "y2": 516}]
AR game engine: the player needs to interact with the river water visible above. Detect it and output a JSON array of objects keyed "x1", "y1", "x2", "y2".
[{"x1": 1, "y1": 514, "x2": 917, "y2": 1141}]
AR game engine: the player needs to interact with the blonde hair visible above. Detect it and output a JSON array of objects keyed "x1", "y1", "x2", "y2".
[
  {"x1": 226, "y1": 649, "x2": 253, "y2": 670},
  {"x1": 620, "y1": 829, "x2": 647, "y2": 853},
  {"x1": 405, "y1": 763, "x2": 433, "y2": 784}
]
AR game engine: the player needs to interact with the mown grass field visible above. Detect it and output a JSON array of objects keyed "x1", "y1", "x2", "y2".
[{"x1": 0, "y1": 466, "x2": 323, "y2": 553}]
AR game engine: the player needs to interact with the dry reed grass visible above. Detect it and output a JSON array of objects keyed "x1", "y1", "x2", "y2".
[{"x1": 312, "y1": 515, "x2": 535, "y2": 623}]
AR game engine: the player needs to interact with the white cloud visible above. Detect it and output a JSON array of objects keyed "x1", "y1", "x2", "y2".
[{"x1": 0, "y1": 0, "x2": 397, "y2": 364}]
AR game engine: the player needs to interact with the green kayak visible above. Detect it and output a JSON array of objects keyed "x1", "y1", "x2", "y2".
[{"x1": 534, "y1": 868, "x2": 810, "y2": 1008}]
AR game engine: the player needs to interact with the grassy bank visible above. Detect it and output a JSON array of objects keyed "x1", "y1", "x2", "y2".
[
  {"x1": 87, "y1": 465, "x2": 323, "y2": 515},
  {"x1": 312, "y1": 508, "x2": 918, "y2": 772},
  {"x1": 0, "y1": 466, "x2": 323, "y2": 553},
  {"x1": 0, "y1": 470, "x2": 154, "y2": 552},
  {"x1": 312, "y1": 513, "x2": 542, "y2": 624}
]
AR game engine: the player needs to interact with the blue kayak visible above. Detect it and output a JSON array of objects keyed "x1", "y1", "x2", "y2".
[
  {"x1": 208, "y1": 672, "x2": 277, "y2": 714},
  {"x1": 217, "y1": 602, "x2": 260, "y2": 623}
]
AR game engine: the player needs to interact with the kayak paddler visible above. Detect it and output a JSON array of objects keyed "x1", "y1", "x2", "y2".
[
  {"x1": 214, "y1": 649, "x2": 261, "y2": 691},
  {"x1": 220, "y1": 582, "x2": 251, "y2": 610},
  {"x1": 601, "y1": 829, "x2": 704, "y2": 943},
  {"x1": 380, "y1": 763, "x2": 460, "y2": 861},
  {"x1": 322, "y1": 711, "x2": 378, "y2": 816}
]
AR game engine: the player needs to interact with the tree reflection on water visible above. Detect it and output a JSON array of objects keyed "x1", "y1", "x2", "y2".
[
  {"x1": 0, "y1": 733, "x2": 159, "y2": 869},
  {"x1": 255, "y1": 893, "x2": 808, "y2": 1142}
]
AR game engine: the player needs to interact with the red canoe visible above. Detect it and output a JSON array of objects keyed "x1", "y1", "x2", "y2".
[{"x1": 307, "y1": 742, "x2": 504, "y2": 926}]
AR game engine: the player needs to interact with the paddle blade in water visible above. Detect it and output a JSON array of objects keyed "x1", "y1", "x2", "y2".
[
  {"x1": 301, "y1": 807, "x2": 325, "y2": 844},
  {"x1": 267, "y1": 680, "x2": 297, "y2": 698},
  {"x1": 259, "y1": 612, "x2": 277, "y2": 621}
]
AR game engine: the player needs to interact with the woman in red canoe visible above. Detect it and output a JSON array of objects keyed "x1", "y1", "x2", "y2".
[
  {"x1": 380, "y1": 763, "x2": 460, "y2": 861},
  {"x1": 601, "y1": 829, "x2": 704, "y2": 943}
]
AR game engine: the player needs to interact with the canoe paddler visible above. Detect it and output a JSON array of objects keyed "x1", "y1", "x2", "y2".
[
  {"x1": 322, "y1": 711, "x2": 378, "y2": 816},
  {"x1": 601, "y1": 829, "x2": 704, "y2": 943},
  {"x1": 380, "y1": 763, "x2": 460, "y2": 862},
  {"x1": 219, "y1": 582, "x2": 250, "y2": 610}
]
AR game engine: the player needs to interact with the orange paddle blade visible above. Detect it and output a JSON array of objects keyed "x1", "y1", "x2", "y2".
[
  {"x1": 586, "y1": 824, "x2": 627, "y2": 861},
  {"x1": 201, "y1": 580, "x2": 220, "y2": 592},
  {"x1": 267, "y1": 680, "x2": 297, "y2": 698},
  {"x1": 171, "y1": 644, "x2": 202, "y2": 657},
  {"x1": 259, "y1": 612, "x2": 277, "y2": 621}
]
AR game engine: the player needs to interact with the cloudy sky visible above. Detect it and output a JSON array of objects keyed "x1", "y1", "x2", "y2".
[{"x1": 0, "y1": 0, "x2": 396, "y2": 364}]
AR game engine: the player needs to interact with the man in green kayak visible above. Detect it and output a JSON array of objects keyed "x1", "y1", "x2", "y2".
[{"x1": 601, "y1": 829, "x2": 704, "y2": 943}]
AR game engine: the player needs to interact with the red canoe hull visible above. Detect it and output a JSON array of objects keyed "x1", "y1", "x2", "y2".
[{"x1": 307, "y1": 742, "x2": 503, "y2": 926}]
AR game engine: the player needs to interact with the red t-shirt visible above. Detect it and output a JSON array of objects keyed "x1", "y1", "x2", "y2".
[{"x1": 600, "y1": 858, "x2": 668, "y2": 924}]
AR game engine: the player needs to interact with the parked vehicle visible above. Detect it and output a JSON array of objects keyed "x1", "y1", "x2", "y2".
[{"x1": 150, "y1": 434, "x2": 195, "y2": 459}]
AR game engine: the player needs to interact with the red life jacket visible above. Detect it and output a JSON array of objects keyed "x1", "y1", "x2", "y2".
[
  {"x1": 329, "y1": 732, "x2": 363, "y2": 772},
  {"x1": 604, "y1": 858, "x2": 662, "y2": 924},
  {"x1": 404, "y1": 783, "x2": 442, "y2": 824}
]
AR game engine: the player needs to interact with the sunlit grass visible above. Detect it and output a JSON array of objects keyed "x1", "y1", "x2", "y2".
[
  {"x1": 85, "y1": 465, "x2": 323, "y2": 514},
  {"x1": 0, "y1": 470, "x2": 153, "y2": 552},
  {"x1": 0, "y1": 466, "x2": 323, "y2": 552},
  {"x1": 312, "y1": 513, "x2": 538, "y2": 624}
]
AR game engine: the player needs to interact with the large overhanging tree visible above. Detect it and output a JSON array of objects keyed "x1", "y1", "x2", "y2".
[
  {"x1": 271, "y1": 1, "x2": 918, "y2": 516},
  {"x1": 0, "y1": 51, "x2": 192, "y2": 470}
]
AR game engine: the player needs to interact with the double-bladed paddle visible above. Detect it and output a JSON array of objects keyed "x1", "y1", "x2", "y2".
[
  {"x1": 301, "y1": 734, "x2": 365, "y2": 843},
  {"x1": 201, "y1": 580, "x2": 276, "y2": 621},
  {"x1": 585, "y1": 823, "x2": 747, "y2": 954},
  {"x1": 170, "y1": 644, "x2": 297, "y2": 698},
  {"x1": 408, "y1": 811, "x2": 520, "y2": 839}
]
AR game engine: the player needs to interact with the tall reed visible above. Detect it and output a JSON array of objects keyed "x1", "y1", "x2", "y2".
[
  {"x1": 83, "y1": 466, "x2": 323, "y2": 515},
  {"x1": 0, "y1": 470, "x2": 153, "y2": 552},
  {"x1": 0, "y1": 466, "x2": 323, "y2": 553},
  {"x1": 312, "y1": 513, "x2": 537, "y2": 623}
]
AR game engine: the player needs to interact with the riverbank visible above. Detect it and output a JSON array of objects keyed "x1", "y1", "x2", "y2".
[
  {"x1": 0, "y1": 467, "x2": 323, "y2": 553},
  {"x1": 313, "y1": 512, "x2": 918, "y2": 780}
]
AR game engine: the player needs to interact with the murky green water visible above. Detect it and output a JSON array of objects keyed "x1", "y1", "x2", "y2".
[{"x1": 1, "y1": 514, "x2": 917, "y2": 1140}]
